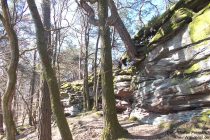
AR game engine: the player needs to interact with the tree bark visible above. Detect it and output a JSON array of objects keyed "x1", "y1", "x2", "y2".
[
  {"x1": 0, "y1": 1, "x2": 19, "y2": 139},
  {"x1": 26, "y1": 1, "x2": 73, "y2": 140},
  {"x1": 38, "y1": 0, "x2": 52, "y2": 139},
  {"x1": 29, "y1": 50, "x2": 37, "y2": 126},
  {"x1": 98, "y1": 0, "x2": 128, "y2": 139},
  {"x1": 95, "y1": 64, "x2": 101, "y2": 110},
  {"x1": 93, "y1": 31, "x2": 100, "y2": 110},
  {"x1": 79, "y1": 45, "x2": 83, "y2": 79},
  {"x1": 83, "y1": 22, "x2": 90, "y2": 111},
  {"x1": 0, "y1": 93, "x2": 4, "y2": 134},
  {"x1": 38, "y1": 78, "x2": 52, "y2": 140}
]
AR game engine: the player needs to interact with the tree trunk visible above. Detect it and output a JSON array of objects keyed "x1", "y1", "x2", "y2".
[
  {"x1": 0, "y1": 1, "x2": 19, "y2": 139},
  {"x1": 99, "y1": 0, "x2": 127, "y2": 140},
  {"x1": 93, "y1": 32, "x2": 100, "y2": 110},
  {"x1": 83, "y1": 22, "x2": 90, "y2": 111},
  {"x1": 98, "y1": 0, "x2": 128, "y2": 139},
  {"x1": 0, "y1": 94, "x2": 4, "y2": 134},
  {"x1": 38, "y1": 78, "x2": 52, "y2": 140},
  {"x1": 13, "y1": 93, "x2": 17, "y2": 123},
  {"x1": 29, "y1": 50, "x2": 37, "y2": 126},
  {"x1": 38, "y1": 0, "x2": 52, "y2": 139},
  {"x1": 27, "y1": 1, "x2": 73, "y2": 140},
  {"x1": 108, "y1": 0, "x2": 136, "y2": 58},
  {"x1": 95, "y1": 64, "x2": 101, "y2": 110}
]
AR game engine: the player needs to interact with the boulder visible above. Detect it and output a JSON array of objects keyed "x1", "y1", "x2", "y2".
[
  {"x1": 114, "y1": 75, "x2": 132, "y2": 83},
  {"x1": 115, "y1": 89, "x2": 133, "y2": 99},
  {"x1": 116, "y1": 100, "x2": 130, "y2": 113},
  {"x1": 115, "y1": 81, "x2": 131, "y2": 89},
  {"x1": 65, "y1": 104, "x2": 81, "y2": 116}
]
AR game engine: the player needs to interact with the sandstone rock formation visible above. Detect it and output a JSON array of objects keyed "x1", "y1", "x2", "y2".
[{"x1": 132, "y1": 2, "x2": 210, "y2": 114}]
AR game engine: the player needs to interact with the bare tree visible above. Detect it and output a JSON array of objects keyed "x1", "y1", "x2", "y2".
[
  {"x1": 29, "y1": 50, "x2": 37, "y2": 126},
  {"x1": 0, "y1": 92, "x2": 3, "y2": 134},
  {"x1": 98, "y1": 0, "x2": 128, "y2": 139},
  {"x1": 38, "y1": 0, "x2": 52, "y2": 139},
  {"x1": 26, "y1": 0, "x2": 73, "y2": 139},
  {"x1": 93, "y1": 30, "x2": 100, "y2": 110},
  {"x1": 0, "y1": 0, "x2": 19, "y2": 139},
  {"x1": 83, "y1": 17, "x2": 91, "y2": 111}
]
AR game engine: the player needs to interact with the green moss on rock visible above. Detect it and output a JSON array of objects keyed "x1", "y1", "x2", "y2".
[
  {"x1": 61, "y1": 82, "x2": 71, "y2": 89},
  {"x1": 178, "y1": 110, "x2": 210, "y2": 134},
  {"x1": 171, "y1": 8, "x2": 194, "y2": 23},
  {"x1": 150, "y1": 8, "x2": 194, "y2": 43},
  {"x1": 184, "y1": 63, "x2": 200, "y2": 74},
  {"x1": 184, "y1": 56, "x2": 210, "y2": 74},
  {"x1": 158, "y1": 121, "x2": 173, "y2": 129},
  {"x1": 129, "y1": 116, "x2": 138, "y2": 122},
  {"x1": 189, "y1": 7, "x2": 210, "y2": 43}
]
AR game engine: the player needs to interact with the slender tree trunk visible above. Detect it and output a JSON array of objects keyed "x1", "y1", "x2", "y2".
[
  {"x1": 57, "y1": 30, "x2": 62, "y2": 85},
  {"x1": 21, "y1": 110, "x2": 26, "y2": 126},
  {"x1": 34, "y1": 89, "x2": 40, "y2": 123},
  {"x1": 29, "y1": 50, "x2": 37, "y2": 126},
  {"x1": 52, "y1": 31, "x2": 57, "y2": 67},
  {"x1": 27, "y1": 1, "x2": 73, "y2": 139},
  {"x1": 98, "y1": 0, "x2": 128, "y2": 139},
  {"x1": 38, "y1": 0, "x2": 52, "y2": 139},
  {"x1": 93, "y1": 32, "x2": 100, "y2": 110},
  {"x1": 38, "y1": 78, "x2": 52, "y2": 140},
  {"x1": 18, "y1": 85, "x2": 37, "y2": 127},
  {"x1": 79, "y1": 37, "x2": 83, "y2": 80},
  {"x1": 0, "y1": 94, "x2": 4, "y2": 134},
  {"x1": 83, "y1": 22, "x2": 90, "y2": 111},
  {"x1": 13, "y1": 93, "x2": 17, "y2": 123},
  {"x1": 95, "y1": 64, "x2": 101, "y2": 110},
  {"x1": 15, "y1": 94, "x2": 19, "y2": 125},
  {"x1": 0, "y1": 1, "x2": 19, "y2": 139}
]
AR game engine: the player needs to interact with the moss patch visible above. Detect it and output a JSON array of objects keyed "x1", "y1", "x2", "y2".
[
  {"x1": 177, "y1": 110, "x2": 210, "y2": 134},
  {"x1": 184, "y1": 56, "x2": 210, "y2": 74},
  {"x1": 171, "y1": 8, "x2": 194, "y2": 23},
  {"x1": 150, "y1": 8, "x2": 194, "y2": 44},
  {"x1": 189, "y1": 8, "x2": 210, "y2": 43},
  {"x1": 61, "y1": 82, "x2": 71, "y2": 89},
  {"x1": 184, "y1": 63, "x2": 200, "y2": 74},
  {"x1": 158, "y1": 121, "x2": 173, "y2": 130},
  {"x1": 129, "y1": 116, "x2": 138, "y2": 122}
]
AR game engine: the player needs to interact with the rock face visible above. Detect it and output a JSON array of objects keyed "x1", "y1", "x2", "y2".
[
  {"x1": 133, "y1": 4, "x2": 210, "y2": 114},
  {"x1": 114, "y1": 69, "x2": 134, "y2": 113}
]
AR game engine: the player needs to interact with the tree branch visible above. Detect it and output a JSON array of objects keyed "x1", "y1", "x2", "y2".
[
  {"x1": 20, "y1": 47, "x2": 37, "y2": 56},
  {"x1": 78, "y1": 0, "x2": 137, "y2": 59},
  {"x1": 78, "y1": 0, "x2": 99, "y2": 26},
  {"x1": 0, "y1": 13, "x2": 6, "y2": 25},
  {"x1": 0, "y1": 34, "x2": 7, "y2": 40}
]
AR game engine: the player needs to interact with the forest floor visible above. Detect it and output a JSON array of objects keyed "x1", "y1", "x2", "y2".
[{"x1": 1, "y1": 111, "x2": 210, "y2": 140}]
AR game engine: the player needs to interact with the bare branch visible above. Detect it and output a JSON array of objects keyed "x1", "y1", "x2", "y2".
[
  {"x1": 0, "y1": 13, "x2": 6, "y2": 25},
  {"x1": 77, "y1": 0, "x2": 99, "y2": 26},
  {"x1": 0, "y1": 33, "x2": 7, "y2": 40},
  {"x1": 19, "y1": 47, "x2": 37, "y2": 56}
]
